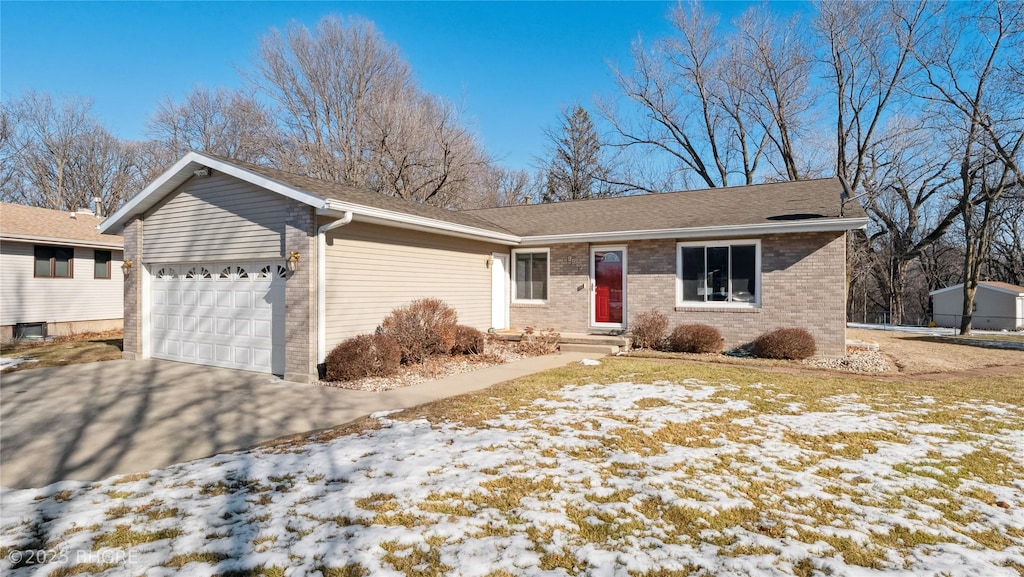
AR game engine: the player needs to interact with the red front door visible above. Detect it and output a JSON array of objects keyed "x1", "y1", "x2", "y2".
[{"x1": 593, "y1": 249, "x2": 623, "y2": 324}]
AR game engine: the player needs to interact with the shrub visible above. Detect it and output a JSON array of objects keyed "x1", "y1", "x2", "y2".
[
  {"x1": 668, "y1": 323, "x2": 723, "y2": 354},
  {"x1": 517, "y1": 327, "x2": 561, "y2": 355},
  {"x1": 380, "y1": 298, "x2": 459, "y2": 363},
  {"x1": 630, "y1": 309, "x2": 669, "y2": 350},
  {"x1": 450, "y1": 325, "x2": 486, "y2": 355},
  {"x1": 751, "y1": 327, "x2": 816, "y2": 360},
  {"x1": 324, "y1": 334, "x2": 401, "y2": 381}
]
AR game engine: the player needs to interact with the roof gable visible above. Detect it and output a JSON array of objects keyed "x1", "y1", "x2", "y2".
[
  {"x1": 99, "y1": 151, "x2": 517, "y2": 241},
  {"x1": 99, "y1": 152, "x2": 328, "y2": 234},
  {"x1": 1, "y1": 203, "x2": 123, "y2": 248}
]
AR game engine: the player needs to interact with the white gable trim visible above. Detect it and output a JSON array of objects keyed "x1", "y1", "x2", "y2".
[
  {"x1": 930, "y1": 283, "x2": 1024, "y2": 297},
  {"x1": 99, "y1": 151, "x2": 329, "y2": 234}
]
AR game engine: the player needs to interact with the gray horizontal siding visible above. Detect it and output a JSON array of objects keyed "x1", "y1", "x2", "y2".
[
  {"x1": 143, "y1": 173, "x2": 289, "y2": 262},
  {"x1": 323, "y1": 221, "x2": 503, "y2": 350}
]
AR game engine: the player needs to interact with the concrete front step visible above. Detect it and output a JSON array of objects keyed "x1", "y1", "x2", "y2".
[
  {"x1": 559, "y1": 343, "x2": 621, "y2": 354},
  {"x1": 494, "y1": 331, "x2": 631, "y2": 348}
]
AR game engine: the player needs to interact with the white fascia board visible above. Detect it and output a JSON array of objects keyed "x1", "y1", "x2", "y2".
[
  {"x1": 0, "y1": 234, "x2": 123, "y2": 250},
  {"x1": 322, "y1": 200, "x2": 521, "y2": 245},
  {"x1": 99, "y1": 151, "x2": 329, "y2": 234},
  {"x1": 517, "y1": 217, "x2": 869, "y2": 246},
  {"x1": 930, "y1": 283, "x2": 1024, "y2": 297}
]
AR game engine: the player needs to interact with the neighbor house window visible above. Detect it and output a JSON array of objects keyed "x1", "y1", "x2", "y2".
[
  {"x1": 94, "y1": 250, "x2": 112, "y2": 279},
  {"x1": 513, "y1": 249, "x2": 549, "y2": 302},
  {"x1": 34, "y1": 245, "x2": 73, "y2": 278},
  {"x1": 677, "y1": 241, "x2": 760, "y2": 306}
]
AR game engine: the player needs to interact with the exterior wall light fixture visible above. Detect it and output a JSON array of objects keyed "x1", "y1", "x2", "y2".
[{"x1": 287, "y1": 250, "x2": 301, "y2": 273}]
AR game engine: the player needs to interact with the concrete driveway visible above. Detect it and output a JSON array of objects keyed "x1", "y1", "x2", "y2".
[
  {"x1": 1, "y1": 353, "x2": 591, "y2": 489},
  {"x1": 0, "y1": 359, "x2": 401, "y2": 489}
]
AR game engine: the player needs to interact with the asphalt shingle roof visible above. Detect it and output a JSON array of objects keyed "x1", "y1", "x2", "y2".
[
  {"x1": 1, "y1": 203, "x2": 123, "y2": 246},
  {"x1": 980, "y1": 281, "x2": 1024, "y2": 294},
  {"x1": 204, "y1": 155, "x2": 516, "y2": 236},
  {"x1": 464, "y1": 178, "x2": 863, "y2": 237}
]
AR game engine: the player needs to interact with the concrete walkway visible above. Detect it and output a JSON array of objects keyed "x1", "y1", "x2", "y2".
[{"x1": 0, "y1": 352, "x2": 593, "y2": 489}]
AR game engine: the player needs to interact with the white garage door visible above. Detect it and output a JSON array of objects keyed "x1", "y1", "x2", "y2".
[{"x1": 150, "y1": 262, "x2": 286, "y2": 374}]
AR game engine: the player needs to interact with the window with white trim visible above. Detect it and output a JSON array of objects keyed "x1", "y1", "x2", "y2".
[
  {"x1": 677, "y1": 241, "x2": 760, "y2": 306},
  {"x1": 512, "y1": 249, "x2": 549, "y2": 303}
]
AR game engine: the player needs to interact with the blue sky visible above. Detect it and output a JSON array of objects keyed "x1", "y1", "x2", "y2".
[{"x1": 1, "y1": 1, "x2": 786, "y2": 172}]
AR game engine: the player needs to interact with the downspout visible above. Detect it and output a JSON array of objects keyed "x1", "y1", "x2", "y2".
[{"x1": 318, "y1": 211, "x2": 353, "y2": 370}]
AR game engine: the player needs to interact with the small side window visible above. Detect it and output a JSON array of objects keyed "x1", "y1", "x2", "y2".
[{"x1": 94, "y1": 250, "x2": 112, "y2": 279}]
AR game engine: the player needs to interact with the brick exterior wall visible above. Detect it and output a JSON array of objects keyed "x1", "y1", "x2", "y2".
[
  {"x1": 283, "y1": 204, "x2": 318, "y2": 383},
  {"x1": 509, "y1": 232, "x2": 849, "y2": 356},
  {"x1": 122, "y1": 216, "x2": 143, "y2": 360},
  {"x1": 510, "y1": 243, "x2": 592, "y2": 332}
]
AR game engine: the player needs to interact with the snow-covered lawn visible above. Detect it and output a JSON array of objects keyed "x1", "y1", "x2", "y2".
[{"x1": 2, "y1": 361, "x2": 1023, "y2": 577}]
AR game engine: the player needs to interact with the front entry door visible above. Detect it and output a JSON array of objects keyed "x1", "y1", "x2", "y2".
[{"x1": 591, "y1": 246, "x2": 626, "y2": 329}]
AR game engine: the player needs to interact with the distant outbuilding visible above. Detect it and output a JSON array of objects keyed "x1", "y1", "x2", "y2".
[{"x1": 930, "y1": 281, "x2": 1024, "y2": 331}]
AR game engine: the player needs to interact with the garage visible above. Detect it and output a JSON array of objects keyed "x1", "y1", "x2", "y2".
[{"x1": 150, "y1": 261, "x2": 286, "y2": 374}]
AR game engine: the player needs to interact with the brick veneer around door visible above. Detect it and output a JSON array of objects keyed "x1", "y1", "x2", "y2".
[
  {"x1": 510, "y1": 232, "x2": 849, "y2": 356},
  {"x1": 510, "y1": 243, "x2": 592, "y2": 333}
]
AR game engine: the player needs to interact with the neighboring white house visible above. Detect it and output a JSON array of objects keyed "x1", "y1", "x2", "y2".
[
  {"x1": 0, "y1": 203, "x2": 124, "y2": 341},
  {"x1": 930, "y1": 281, "x2": 1024, "y2": 331}
]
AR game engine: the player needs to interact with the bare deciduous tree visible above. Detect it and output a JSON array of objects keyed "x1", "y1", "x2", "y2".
[
  {"x1": 734, "y1": 5, "x2": 817, "y2": 181},
  {"x1": 147, "y1": 86, "x2": 278, "y2": 164},
  {"x1": 604, "y1": 1, "x2": 815, "y2": 189},
  {"x1": 914, "y1": 0, "x2": 1024, "y2": 333},
  {"x1": 988, "y1": 188, "x2": 1024, "y2": 285},
  {"x1": 477, "y1": 166, "x2": 538, "y2": 207},
  {"x1": 815, "y1": 0, "x2": 932, "y2": 193},
  {"x1": 253, "y1": 15, "x2": 491, "y2": 207},
  {"x1": 859, "y1": 120, "x2": 957, "y2": 324},
  {"x1": 2, "y1": 91, "x2": 143, "y2": 213}
]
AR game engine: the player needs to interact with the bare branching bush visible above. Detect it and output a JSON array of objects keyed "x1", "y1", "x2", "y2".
[
  {"x1": 668, "y1": 324, "x2": 723, "y2": 354},
  {"x1": 751, "y1": 328, "x2": 816, "y2": 360},
  {"x1": 450, "y1": 325, "x2": 486, "y2": 355},
  {"x1": 630, "y1": 309, "x2": 669, "y2": 350},
  {"x1": 324, "y1": 334, "x2": 401, "y2": 381},
  {"x1": 380, "y1": 298, "x2": 459, "y2": 363},
  {"x1": 516, "y1": 327, "x2": 561, "y2": 356}
]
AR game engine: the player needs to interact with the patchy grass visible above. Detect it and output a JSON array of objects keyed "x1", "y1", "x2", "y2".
[
  {"x1": 91, "y1": 525, "x2": 181, "y2": 550},
  {"x1": 0, "y1": 330, "x2": 123, "y2": 373},
  {"x1": 847, "y1": 328, "x2": 1024, "y2": 373},
  {"x1": 47, "y1": 563, "x2": 118, "y2": 577},
  {"x1": 165, "y1": 552, "x2": 229, "y2": 568},
  {"x1": 1, "y1": 357, "x2": 1021, "y2": 577}
]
